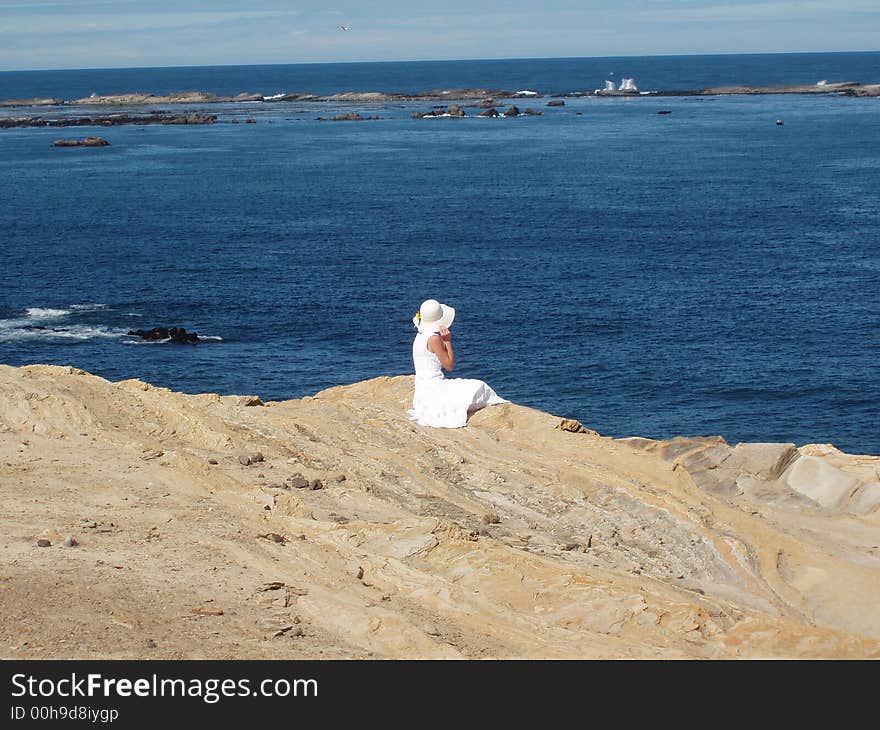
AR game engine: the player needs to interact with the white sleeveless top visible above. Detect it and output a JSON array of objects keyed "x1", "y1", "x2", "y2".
[{"x1": 412, "y1": 330, "x2": 444, "y2": 381}]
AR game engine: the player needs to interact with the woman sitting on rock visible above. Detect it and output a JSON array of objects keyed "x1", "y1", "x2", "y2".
[{"x1": 407, "y1": 299, "x2": 506, "y2": 428}]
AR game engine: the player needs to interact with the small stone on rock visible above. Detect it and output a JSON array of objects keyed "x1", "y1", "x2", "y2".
[
  {"x1": 259, "y1": 532, "x2": 287, "y2": 544},
  {"x1": 63, "y1": 535, "x2": 78, "y2": 547},
  {"x1": 238, "y1": 454, "x2": 251, "y2": 466},
  {"x1": 36, "y1": 538, "x2": 51, "y2": 547},
  {"x1": 288, "y1": 474, "x2": 309, "y2": 488}
]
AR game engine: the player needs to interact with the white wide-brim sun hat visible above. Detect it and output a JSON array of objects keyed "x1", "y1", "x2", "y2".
[{"x1": 413, "y1": 299, "x2": 455, "y2": 333}]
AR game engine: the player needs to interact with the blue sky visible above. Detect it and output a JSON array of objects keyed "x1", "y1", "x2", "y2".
[{"x1": 1, "y1": 1, "x2": 877, "y2": 71}]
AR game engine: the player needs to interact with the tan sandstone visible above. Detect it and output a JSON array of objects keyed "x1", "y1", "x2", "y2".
[{"x1": 1, "y1": 364, "x2": 878, "y2": 659}]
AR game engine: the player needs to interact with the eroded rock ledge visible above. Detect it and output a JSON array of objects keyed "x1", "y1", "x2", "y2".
[{"x1": 1, "y1": 364, "x2": 878, "y2": 660}]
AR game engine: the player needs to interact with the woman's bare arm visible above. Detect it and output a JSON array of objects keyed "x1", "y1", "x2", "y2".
[{"x1": 427, "y1": 325, "x2": 454, "y2": 371}]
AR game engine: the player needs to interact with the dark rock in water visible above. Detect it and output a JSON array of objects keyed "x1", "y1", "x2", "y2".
[
  {"x1": 127, "y1": 327, "x2": 169, "y2": 341},
  {"x1": 657, "y1": 110, "x2": 673, "y2": 115},
  {"x1": 127, "y1": 326, "x2": 200, "y2": 344},
  {"x1": 546, "y1": 99, "x2": 565, "y2": 107},
  {"x1": 472, "y1": 99, "x2": 497, "y2": 108},
  {"x1": 478, "y1": 108, "x2": 500, "y2": 117},
  {"x1": 412, "y1": 105, "x2": 465, "y2": 119},
  {"x1": 245, "y1": 117, "x2": 256, "y2": 124},
  {"x1": 53, "y1": 137, "x2": 110, "y2": 147},
  {"x1": 168, "y1": 327, "x2": 199, "y2": 343},
  {"x1": 503, "y1": 105, "x2": 520, "y2": 117},
  {"x1": 522, "y1": 108, "x2": 543, "y2": 115}
]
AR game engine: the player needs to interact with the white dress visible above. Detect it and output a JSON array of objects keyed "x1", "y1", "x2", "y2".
[{"x1": 407, "y1": 330, "x2": 507, "y2": 428}]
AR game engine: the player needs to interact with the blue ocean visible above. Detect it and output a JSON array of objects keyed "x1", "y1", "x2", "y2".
[{"x1": 1, "y1": 53, "x2": 878, "y2": 454}]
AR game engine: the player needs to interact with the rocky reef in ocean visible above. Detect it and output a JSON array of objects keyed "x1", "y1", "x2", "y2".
[
  {"x1": 52, "y1": 136, "x2": 109, "y2": 147},
  {"x1": 126, "y1": 327, "x2": 201, "y2": 344},
  {"x1": 2, "y1": 81, "x2": 878, "y2": 111},
  {"x1": 411, "y1": 104, "x2": 544, "y2": 118},
  {"x1": 0, "y1": 112, "x2": 217, "y2": 129}
]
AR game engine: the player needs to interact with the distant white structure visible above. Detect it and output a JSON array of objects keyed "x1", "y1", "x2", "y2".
[
  {"x1": 817, "y1": 79, "x2": 827, "y2": 86},
  {"x1": 618, "y1": 78, "x2": 638, "y2": 91},
  {"x1": 604, "y1": 80, "x2": 615, "y2": 91}
]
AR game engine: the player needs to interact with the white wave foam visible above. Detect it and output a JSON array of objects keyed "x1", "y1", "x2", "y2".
[
  {"x1": 514, "y1": 90, "x2": 538, "y2": 96},
  {"x1": 263, "y1": 92, "x2": 286, "y2": 101},
  {"x1": 69, "y1": 303, "x2": 108, "y2": 311},
  {"x1": 121, "y1": 337, "x2": 171, "y2": 345},
  {"x1": 25, "y1": 307, "x2": 70, "y2": 319},
  {"x1": 199, "y1": 335, "x2": 224, "y2": 341},
  {"x1": 0, "y1": 324, "x2": 126, "y2": 343}
]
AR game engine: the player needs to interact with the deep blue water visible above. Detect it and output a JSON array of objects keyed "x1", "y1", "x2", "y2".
[
  {"x1": 1, "y1": 54, "x2": 879, "y2": 454},
  {"x1": 1, "y1": 52, "x2": 879, "y2": 100}
]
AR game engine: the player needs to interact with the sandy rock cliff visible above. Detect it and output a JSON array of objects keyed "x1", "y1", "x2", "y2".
[{"x1": 1, "y1": 364, "x2": 878, "y2": 659}]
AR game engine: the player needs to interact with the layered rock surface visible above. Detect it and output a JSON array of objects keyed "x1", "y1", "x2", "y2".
[{"x1": 1, "y1": 364, "x2": 878, "y2": 659}]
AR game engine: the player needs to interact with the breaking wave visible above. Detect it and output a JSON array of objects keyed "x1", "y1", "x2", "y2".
[{"x1": 0, "y1": 304, "x2": 122, "y2": 343}]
